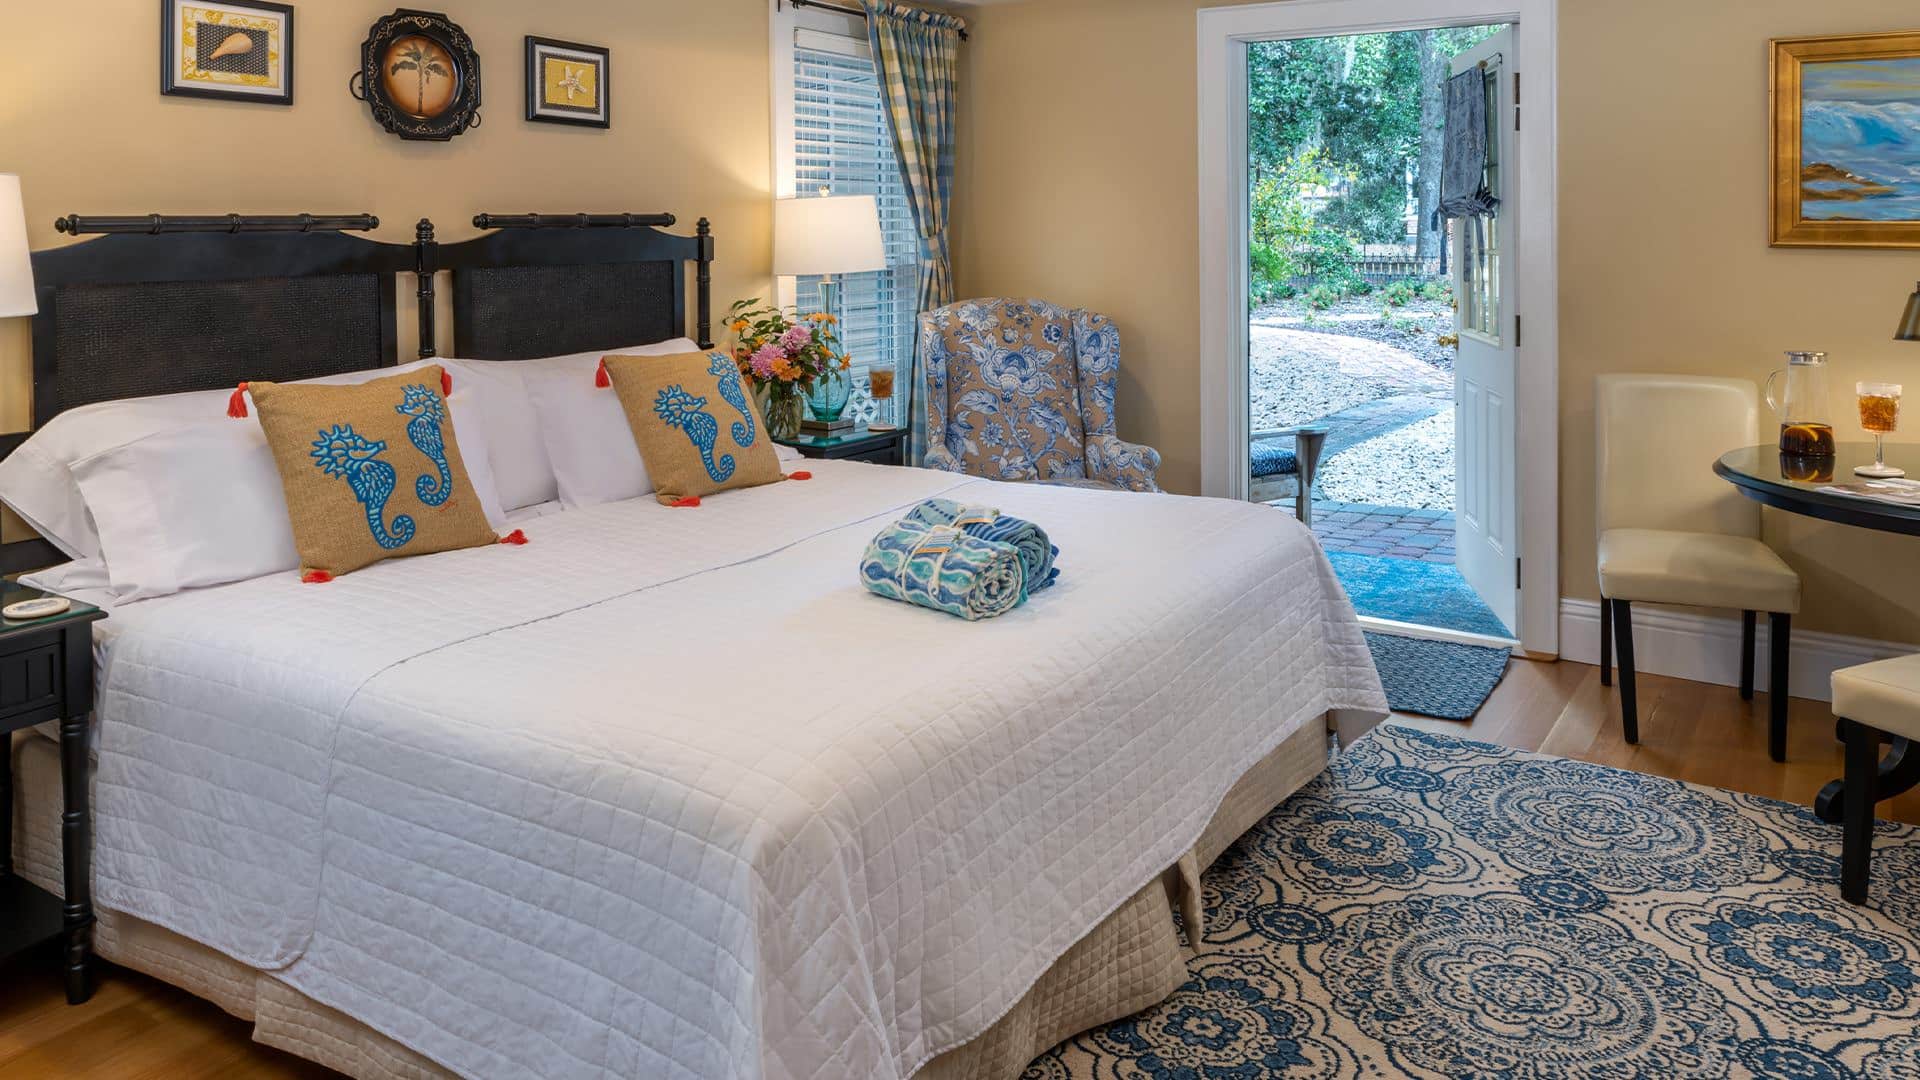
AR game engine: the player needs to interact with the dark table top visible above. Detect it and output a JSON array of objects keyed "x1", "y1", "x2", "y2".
[
  {"x1": 774, "y1": 425, "x2": 906, "y2": 452},
  {"x1": 1715, "y1": 443, "x2": 1920, "y2": 536}
]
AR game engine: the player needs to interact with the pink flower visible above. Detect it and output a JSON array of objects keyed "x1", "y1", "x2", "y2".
[
  {"x1": 781, "y1": 325, "x2": 813, "y2": 352},
  {"x1": 750, "y1": 343, "x2": 784, "y2": 378}
]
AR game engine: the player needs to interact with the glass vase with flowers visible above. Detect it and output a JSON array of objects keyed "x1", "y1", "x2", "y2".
[{"x1": 726, "y1": 298, "x2": 854, "y2": 440}]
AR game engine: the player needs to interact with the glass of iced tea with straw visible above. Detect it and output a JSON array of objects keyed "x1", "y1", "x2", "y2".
[{"x1": 1856, "y1": 381, "x2": 1905, "y2": 478}]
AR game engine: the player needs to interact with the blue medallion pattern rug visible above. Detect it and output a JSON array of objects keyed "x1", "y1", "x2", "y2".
[{"x1": 1023, "y1": 724, "x2": 1920, "y2": 1079}]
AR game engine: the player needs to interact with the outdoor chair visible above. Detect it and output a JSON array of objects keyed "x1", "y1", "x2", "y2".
[
  {"x1": 1250, "y1": 424, "x2": 1329, "y2": 525},
  {"x1": 919, "y1": 298, "x2": 1160, "y2": 491}
]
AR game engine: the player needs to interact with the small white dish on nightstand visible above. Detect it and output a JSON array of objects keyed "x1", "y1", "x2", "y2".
[{"x1": 4, "y1": 596, "x2": 72, "y2": 620}]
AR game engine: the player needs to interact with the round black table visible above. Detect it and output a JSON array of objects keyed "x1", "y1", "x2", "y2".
[
  {"x1": 1715, "y1": 443, "x2": 1920, "y2": 536},
  {"x1": 1715, "y1": 442, "x2": 1919, "y2": 835}
]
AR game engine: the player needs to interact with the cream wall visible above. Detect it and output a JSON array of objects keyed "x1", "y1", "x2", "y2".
[
  {"x1": 955, "y1": 0, "x2": 1920, "y2": 642},
  {"x1": 0, "y1": 0, "x2": 773, "y2": 433}
]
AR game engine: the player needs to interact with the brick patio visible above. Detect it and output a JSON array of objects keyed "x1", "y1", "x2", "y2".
[{"x1": 1283, "y1": 499, "x2": 1457, "y2": 564}]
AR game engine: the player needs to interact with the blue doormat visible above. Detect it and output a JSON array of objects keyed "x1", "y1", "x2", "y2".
[
  {"x1": 1364, "y1": 632, "x2": 1512, "y2": 720},
  {"x1": 1328, "y1": 550, "x2": 1512, "y2": 638}
]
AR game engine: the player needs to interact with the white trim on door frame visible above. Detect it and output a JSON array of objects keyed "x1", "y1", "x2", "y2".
[
  {"x1": 1559, "y1": 598, "x2": 1912, "y2": 705},
  {"x1": 1197, "y1": 0, "x2": 1561, "y2": 657}
]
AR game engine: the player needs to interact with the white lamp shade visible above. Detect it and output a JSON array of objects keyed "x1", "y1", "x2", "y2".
[
  {"x1": 773, "y1": 195, "x2": 887, "y2": 278},
  {"x1": 0, "y1": 174, "x2": 34, "y2": 318}
]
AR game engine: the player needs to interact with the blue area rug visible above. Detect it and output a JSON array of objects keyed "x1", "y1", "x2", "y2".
[
  {"x1": 1328, "y1": 550, "x2": 1512, "y2": 638},
  {"x1": 1364, "y1": 632, "x2": 1510, "y2": 720},
  {"x1": 1024, "y1": 724, "x2": 1920, "y2": 1080}
]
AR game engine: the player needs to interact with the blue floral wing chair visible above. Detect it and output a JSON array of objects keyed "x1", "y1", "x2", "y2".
[{"x1": 919, "y1": 298, "x2": 1161, "y2": 491}]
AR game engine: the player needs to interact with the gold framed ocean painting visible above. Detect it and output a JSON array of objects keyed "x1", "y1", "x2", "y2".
[
  {"x1": 1772, "y1": 31, "x2": 1920, "y2": 248},
  {"x1": 525, "y1": 36, "x2": 610, "y2": 129},
  {"x1": 161, "y1": 0, "x2": 294, "y2": 105}
]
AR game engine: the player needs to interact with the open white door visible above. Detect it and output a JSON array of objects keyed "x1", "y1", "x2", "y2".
[{"x1": 1450, "y1": 27, "x2": 1519, "y2": 637}]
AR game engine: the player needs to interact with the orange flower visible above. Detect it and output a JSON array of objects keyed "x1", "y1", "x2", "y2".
[
  {"x1": 805, "y1": 311, "x2": 831, "y2": 323},
  {"x1": 731, "y1": 319, "x2": 751, "y2": 334},
  {"x1": 839, "y1": 357, "x2": 852, "y2": 371}
]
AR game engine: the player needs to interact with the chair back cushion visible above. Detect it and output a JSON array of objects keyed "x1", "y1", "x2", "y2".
[
  {"x1": 921, "y1": 299, "x2": 1097, "y2": 481},
  {"x1": 1595, "y1": 373, "x2": 1760, "y2": 538}
]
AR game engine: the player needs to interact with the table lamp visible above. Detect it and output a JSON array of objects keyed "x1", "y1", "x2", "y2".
[
  {"x1": 773, "y1": 192, "x2": 886, "y2": 327},
  {"x1": 1898, "y1": 280, "x2": 1920, "y2": 342},
  {"x1": 0, "y1": 174, "x2": 35, "y2": 319}
]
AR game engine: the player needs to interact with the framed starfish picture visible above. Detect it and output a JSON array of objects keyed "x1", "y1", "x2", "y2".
[{"x1": 525, "y1": 36, "x2": 609, "y2": 128}]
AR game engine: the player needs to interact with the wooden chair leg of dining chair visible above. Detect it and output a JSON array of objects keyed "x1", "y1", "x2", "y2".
[
  {"x1": 1739, "y1": 610, "x2": 1756, "y2": 701},
  {"x1": 1613, "y1": 600, "x2": 1638, "y2": 745},
  {"x1": 1841, "y1": 717, "x2": 1879, "y2": 905},
  {"x1": 1770, "y1": 612, "x2": 1791, "y2": 763},
  {"x1": 1600, "y1": 596, "x2": 1613, "y2": 687}
]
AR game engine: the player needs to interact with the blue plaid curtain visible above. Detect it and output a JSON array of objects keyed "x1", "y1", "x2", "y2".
[{"x1": 864, "y1": 0, "x2": 963, "y2": 464}]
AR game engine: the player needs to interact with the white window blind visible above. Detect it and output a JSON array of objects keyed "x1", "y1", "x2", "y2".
[{"x1": 792, "y1": 28, "x2": 919, "y2": 404}]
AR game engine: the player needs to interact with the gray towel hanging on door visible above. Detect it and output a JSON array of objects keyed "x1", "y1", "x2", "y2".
[{"x1": 1433, "y1": 67, "x2": 1499, "y2": 227}]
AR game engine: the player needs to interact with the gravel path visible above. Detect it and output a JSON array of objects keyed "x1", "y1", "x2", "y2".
[
  {"x1": 1319, "y1": 409, "x2": 1456, "y2": 510},
  {"x1": 1253, "y1": 296, "x2": 1457, "y2": 373},
  {"x1": 1249, "y1": 325, "x2": 1447, "y2": 431}
]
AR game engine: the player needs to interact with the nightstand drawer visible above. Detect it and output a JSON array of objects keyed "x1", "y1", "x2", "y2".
[
  {"x1": 845, "y1": 443, "x2": 904, "y2": 467},
  {"x1": 0, "y1": 639, "x2": 61, "y2": 724}
]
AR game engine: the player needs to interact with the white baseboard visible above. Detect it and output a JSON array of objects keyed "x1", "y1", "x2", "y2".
[{"x1": 1559, "y1": 598, "x2": 1913, "y2": 703}]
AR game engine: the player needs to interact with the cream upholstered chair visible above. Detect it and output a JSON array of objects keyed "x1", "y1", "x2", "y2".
[
  {"x1": 1829, "y1": 656, "x2": 1920, "y2": 904},
  {"x1": 1596, "y1": 375, "x2": 1801, "y2": 760}
]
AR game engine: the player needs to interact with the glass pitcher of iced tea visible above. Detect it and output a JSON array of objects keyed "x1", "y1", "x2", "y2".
[{"x1": 1766, "y1": 351, "x2": 1835, "y2": 456}]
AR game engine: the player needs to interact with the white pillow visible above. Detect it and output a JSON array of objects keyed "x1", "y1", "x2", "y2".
[
  {"x1": 17, "y1": 557, "x2": 112, "y2": 602},
  {"x1": 525, "y1": 367, "x2": 651, "y2": 508},
  {"x1": 0, "y1": 360, "x2": 438, "y2": 561},
  {"x1": 68, "y1": 386, "x2": 503, "y2": 602},
  {"x1": 443, "y1": 339, "x2": 701, "y2": 512},
  {"x1": 505, "y1": 338, "x2": 708, "y2": 509}
]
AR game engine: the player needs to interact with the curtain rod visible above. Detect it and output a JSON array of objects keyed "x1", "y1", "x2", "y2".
[{"x1": 788, "y1": 0, "x2": 969, "y2": 41}]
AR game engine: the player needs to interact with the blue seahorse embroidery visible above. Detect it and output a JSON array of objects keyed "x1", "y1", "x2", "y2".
[
  {"x1": 394, "y1": 384, "x2": 453, "y2": 507},
  {"x1": 310, "y1": 425, "x2": 416, "y2": 550},
  {"x1": 653, "y1": 385, "x2": 735, "y2": 483},
  {"x1": 708, "y1": 352, "x2": 756, "y2": 448}
]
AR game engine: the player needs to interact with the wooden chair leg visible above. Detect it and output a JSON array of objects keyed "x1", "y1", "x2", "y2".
[
  {"x1": 1613, "y1": 599, "x2": 1638, "y2": 744},
  {"x1": 1739, "y1": 610, "x2": 1756, "y2": 701},
  {"x1": 1770, "y1": 613, "x2": 1791, "y2": 763},
  {"x1": 1841, "y1": 717, "x2": 1879, "y2": 905},
  {"x1": 1599, "y1": 598, "x2": 1612, "y2": 687}
]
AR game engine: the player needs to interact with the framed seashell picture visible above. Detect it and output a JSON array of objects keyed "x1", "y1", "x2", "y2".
[{"x1": 162, "y1": 0, "x2": 294, "y2": 105}]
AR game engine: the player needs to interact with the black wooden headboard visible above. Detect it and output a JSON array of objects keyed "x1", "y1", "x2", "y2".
[
  {"x1": 440, "y1": 213, "x2": 715, "y2": 360},
  {"x1": 1, "y1": 209, "x2": 717, "y2": 572}
]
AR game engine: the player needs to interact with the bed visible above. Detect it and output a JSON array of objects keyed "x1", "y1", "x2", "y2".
[{"x1": 2, "y1": 212, "x2": 1386, "y2": 1080}]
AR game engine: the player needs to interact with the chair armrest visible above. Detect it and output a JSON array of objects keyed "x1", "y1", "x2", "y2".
[
  {"x1": 1086, "y1": 434, "x2": 1162, "y2": 492},
  {"x1": 923, "y1": 444, "x2": 964, "y2": 474}
]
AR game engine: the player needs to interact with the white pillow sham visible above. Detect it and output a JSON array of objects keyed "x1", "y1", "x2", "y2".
[
  {"x1": 0, "y1": 360, "x2": 438, "y2": 561},
  {"x1": 511, "y1": 338, "x2": 714, "y2": 509},
  {"x1": 442, "y1": 339, "x2": 700, "y2": 512},
  {"x1": 67, "y1": 386, "x2": 503, "y2": 603}
]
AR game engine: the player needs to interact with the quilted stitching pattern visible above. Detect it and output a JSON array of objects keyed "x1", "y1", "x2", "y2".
[{"x1": 86, "y1": 464, "x2": 1384, "y2": 1080}]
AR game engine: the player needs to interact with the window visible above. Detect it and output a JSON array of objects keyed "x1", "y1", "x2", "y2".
[{"x1": 787, "y1": 26, "x2": 919, "y2": 420}]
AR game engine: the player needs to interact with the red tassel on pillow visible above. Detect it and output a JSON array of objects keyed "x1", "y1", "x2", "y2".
[
  {"x1": 441, "y1": 368, "x2": 453, "y2": 396},
  {"x1": 595, "y1": 357, "x2": 611, "y2": 389},
  {"x1": 301, "y1": 569, "x2": 333, "y2": 584},
  {"x1": 671, "y1": 496, "x2": 702, "y2": 508},
  {"x1": 789, "y1": 471, "x2": 813, "y2": 481},
  {"x1": 499, "y1": 529, "x2": 529, "y2": 546},
  {"x1": 227, "y1": 382, "x2": 250, "y2": 419}
]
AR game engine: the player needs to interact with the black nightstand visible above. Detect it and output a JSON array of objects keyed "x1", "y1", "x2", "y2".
[
  {"x1": 0, "y1": 584, "x2": 106, "y2": 1004},
  {"x1": 776, "y1": 426, "x2": 909, "y2": 466}
]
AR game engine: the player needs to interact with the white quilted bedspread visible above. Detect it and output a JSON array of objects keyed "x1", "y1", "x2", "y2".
[{"x1": 89, "y1": 462, "x2": 1384, "y2": 1080}]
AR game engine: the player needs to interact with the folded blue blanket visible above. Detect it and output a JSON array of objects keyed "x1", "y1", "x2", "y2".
[
  {"x1": 860, "y1": 519, "x2": 1028, "y2": 620},
  {"x1": 902, "y1": 498, "x2": 1060, "y2": 592}
]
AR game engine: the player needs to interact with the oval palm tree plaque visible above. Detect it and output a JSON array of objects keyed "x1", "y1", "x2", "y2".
[{"x1": 352, "y1": 9, "x2": 480, "y2": 141}]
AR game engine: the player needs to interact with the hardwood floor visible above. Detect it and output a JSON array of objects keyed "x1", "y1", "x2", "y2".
[{"x1": 3, "y1": 659, "x2": 1916, "y2": 1078}]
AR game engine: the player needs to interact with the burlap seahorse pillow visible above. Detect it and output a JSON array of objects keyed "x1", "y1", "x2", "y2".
[
  {"x1": 248, "y1": 366, "x2": 504, "y2": 579},
  {"x1": 601, "y1": 351, "x2": 785, "y2": 505}
]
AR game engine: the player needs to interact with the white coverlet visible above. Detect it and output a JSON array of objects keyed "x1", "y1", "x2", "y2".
[{"x1": 89, "y1": 462, "x2": 1384, "y2": 1080}]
